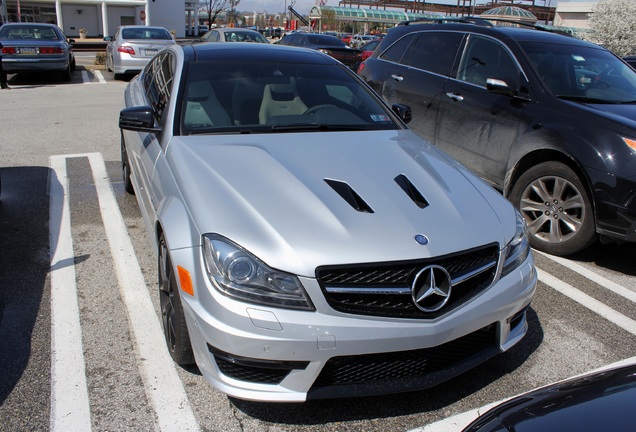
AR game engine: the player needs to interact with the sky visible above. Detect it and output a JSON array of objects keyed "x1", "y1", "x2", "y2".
[{"x1": 231, "y1": 0, "x2": 585, "y2": 16}]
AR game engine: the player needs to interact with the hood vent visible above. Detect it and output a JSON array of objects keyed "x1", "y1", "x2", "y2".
[
  {"x1": 325, "y1": 179, "x2": 374, "y2": 213},
  {"x1": 395, "y1": 174, "x2": 429, "y2": 209}
]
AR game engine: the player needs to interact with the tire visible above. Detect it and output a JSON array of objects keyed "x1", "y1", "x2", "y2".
[
  {"x1": 509, "y1": 161, "x2": 596, "y2": 256},
  {"x1": 114, "y1": 72, "x2": 123, "y2": 80},
  {"x1": 62, "y1": 64, "x2": 72, "y2": 81},
  {"x1": 120, "y1": 133, "x2": 135, "y2": 195},
  {"x1": 158, "y1": 234, "x2": 194, "y2": 365}
]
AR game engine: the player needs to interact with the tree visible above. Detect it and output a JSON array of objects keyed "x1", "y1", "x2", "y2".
[
  {"x1": 202, "y1": 0, "x2": 239, "y2": 25},
  {"x1": 587, "y1": 0, "x2": 636, "y2": 56}
]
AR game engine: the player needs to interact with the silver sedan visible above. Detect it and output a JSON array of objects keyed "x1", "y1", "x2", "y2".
[
  {"x1": 118, "y1": 43, "x2": 536, "y2": 403},
  {"x1": 0, "y1": 23, "x2": 75, "y2": 81},
  {"x1": 105, "y1": 25, "x2": 175, "y2": 80},
  {"x1": 198, "y1": 28, "x2": 269, "y2": 44}
]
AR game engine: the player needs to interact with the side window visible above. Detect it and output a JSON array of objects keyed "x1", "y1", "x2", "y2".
[
  {"x1": 379, "y1": 33, "x2": 417, "y2": 64},
  {"x1": 457, "y1": 36, "x2": 519, "y2": 88},
  {"x1": 404, "y1": 32, "x2": 463, "y2": 76},
  {"x1": 210, "y1": 31, "x2": 219, "y2": 42},
  {"x1": 142, "y1": 52, "x2": 175, "y2": 125}
]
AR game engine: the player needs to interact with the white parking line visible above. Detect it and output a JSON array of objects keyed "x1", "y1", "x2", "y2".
[
  {"x1": 537, "y1": 268, "x2": 636, "y2": 336},
  {"x1": 49, "y1": 155, "x2": 92, "y2": 432},
  {"x1": 81, "y1": 69, "x2": 107, "y2": 84},
  {"x1": 536, "y1": 250, "x2": 636, "y2": 302},
  {"x1": 49, "y1": 153, "x2": 200, "y2": 431}
]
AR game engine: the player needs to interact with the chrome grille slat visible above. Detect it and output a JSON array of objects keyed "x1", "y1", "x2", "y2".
[{"x1": 316, "y1": 244, "x2": 499, "y2": 318}]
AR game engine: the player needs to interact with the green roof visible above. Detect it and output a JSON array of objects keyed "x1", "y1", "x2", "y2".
[{"x1": 309, "y1": 6, "x2": 444, "y2": 23}]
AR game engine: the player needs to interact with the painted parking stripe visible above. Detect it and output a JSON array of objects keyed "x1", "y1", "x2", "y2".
[
  {"x1": 87, "y1": 153, "x2": 200, "y2": 432},
  {"x1": 49, "y1": 155, "x2": 92, "y2": 432},
  {"x1": 81, "y1": 69, "x2": 107, "y2": 84},
  {"x1": 536, "y1": 250, "x2": 636, "y2": 302},
  {"x1": 49, "y1": 153, "x2": 199, "y2": 431}
]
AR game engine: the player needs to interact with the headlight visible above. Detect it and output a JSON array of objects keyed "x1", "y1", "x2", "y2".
[
  {"x1": 501, "y1": 210, "x2": 531, "y2": 278},
  {"x1": 202, "y1": 234, "x2": 314, "y2": 311}
]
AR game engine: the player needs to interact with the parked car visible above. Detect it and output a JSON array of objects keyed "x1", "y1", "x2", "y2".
[
  {"x1": 0, "y1": 23, "x2": 75, "y2": 81},
  {"x1": 349, "y1": 34, "x2": 377, "y2": 48},
  {"x1": 359, "y1": 18, "x2": 636, "y2": 256},
  {"x1": 118, "y1": 42, "x2": 536, "y2": 402},
  {"x1": 340, "y1": 33, "x2": 352, "y2": 45},
  {"x1": 277, "y1": 32, "x2": 361, "y2": 69},
  {"x1": 104, "y1": 25, "x2": 175, "y2": 80},
  {"x1": 462, "y1": 360, "x2": 636, "y2": 432},
  {"x1": 358, "y1": 38, "x2": 381, "y2": 64},
  {"x1": 198, "y1": 28, "x2": 268, "y2": 44}
]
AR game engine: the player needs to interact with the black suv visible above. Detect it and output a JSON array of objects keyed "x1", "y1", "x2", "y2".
[{"x1": 359, "y1": 18, "x2": 636, "y2": 256}]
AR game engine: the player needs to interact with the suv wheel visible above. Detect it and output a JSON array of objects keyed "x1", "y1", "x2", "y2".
[{"x1": 509, "y1": 161, "x2": 596, "y2": 256}]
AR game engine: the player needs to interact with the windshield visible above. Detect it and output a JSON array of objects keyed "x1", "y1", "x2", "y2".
[
  {"x1": 180, "y1": 61, "x2": 399, "y2": 135},
  {"x1": 522, "y1": 41, "x2": 636, "y2": 103},
  {"x1": 222, "y1": 31, "x2": 268, "y2": 43}
]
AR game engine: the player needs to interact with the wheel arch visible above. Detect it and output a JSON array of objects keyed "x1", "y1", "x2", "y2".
[
  {"x1": 154, "y1": 196, "x2": 200, "y2": 255},
  {"x1": 505, "y1": 148, "x2": 596, "y2": 213}
]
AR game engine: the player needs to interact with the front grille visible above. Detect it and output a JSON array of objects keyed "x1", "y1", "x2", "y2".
[
  {"x1": 316, "y1": 244, "x2": 499, "y2": 318},
  {"x1": 308, "y1": 323, "x2": 498, "y2": 397}
]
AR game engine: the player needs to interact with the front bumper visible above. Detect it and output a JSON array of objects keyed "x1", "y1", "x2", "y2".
[
  {"x1": 172, "y1": 247, "x2": 537, "y2": 402},
  {"x1": 590, "y1": 168, "x2": 636, "y2": 242}
]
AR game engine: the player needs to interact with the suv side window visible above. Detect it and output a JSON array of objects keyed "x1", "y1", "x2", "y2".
[
  {"x1": 142, "y1": 52, "x2": 175, "y2": 125},
  {"x1": 379, "y1": 33, "x2": 417, "y2": 63},
  {"x1": 404, "y1": 32, "x2": 464, "y2": 76},
  {"x1": 457, "y1": 35, "x2": 519, "y2": 88}
]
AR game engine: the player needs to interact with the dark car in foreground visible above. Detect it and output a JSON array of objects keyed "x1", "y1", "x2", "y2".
[
  {"x1": 359, "y1": 18, "x2": 636, "y2": 256},
  {"x1": 462, "y1": 360, "x2": 636, "y2": 432},
  {"x1": 0, "y1": 23, "x2": 75, "y2": 81},
  {"x1": 278, "y1": 32, "x2": 361, "y2": 69},
  {"x1": 117, "y1": 42, "x2": 535, "y2": 402}
]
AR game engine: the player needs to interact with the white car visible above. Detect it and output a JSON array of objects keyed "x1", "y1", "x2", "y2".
[
  {"x1": 105, "y1": 25, "x2": 175, "y2": 80},
  {"x1": 118, "y1": 43, "x2": 537, "y2": 402}
]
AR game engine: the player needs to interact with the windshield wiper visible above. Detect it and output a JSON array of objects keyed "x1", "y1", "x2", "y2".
[{"x1": 270, "y1": 123, "x2": 370, "y2": 132}]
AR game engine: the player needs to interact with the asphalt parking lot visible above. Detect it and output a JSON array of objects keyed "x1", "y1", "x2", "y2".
[{"x1": 0, "y1": 69, "x2": 635, "y2": 432}]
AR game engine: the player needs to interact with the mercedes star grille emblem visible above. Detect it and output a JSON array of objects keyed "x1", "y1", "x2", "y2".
[{"x1": 412, "y1": 265, "x2": 452, "y2": 312}]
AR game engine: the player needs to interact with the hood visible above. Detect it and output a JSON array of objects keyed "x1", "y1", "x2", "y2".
[
  {"x1": 167, "y1": 130, "x2": 514, "y2": 276},
  {"x1": 574, "y1": 100, "x2": 636, "y2": 127}
]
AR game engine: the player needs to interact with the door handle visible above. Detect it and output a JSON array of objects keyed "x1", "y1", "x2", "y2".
[
  {"x1": 445, "y1": 92, "x2": 464, "y2": 102},
  {"x1": 391, "y1": 74, "x2": 404, "y2": 82}
]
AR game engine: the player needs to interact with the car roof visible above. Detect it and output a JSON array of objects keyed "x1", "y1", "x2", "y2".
[
  {"x1": 183, "y1": 42, "x2": 337, "y2": 65},
  {"x1": 387, "y1": 19, "x2": 599, "y2": 48},
  {"x1": 1, "y1": 22, "x2": 58, "y2": 28}
]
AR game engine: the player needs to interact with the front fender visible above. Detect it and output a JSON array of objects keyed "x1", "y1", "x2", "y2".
[{"x1": 156, "y1": 195, "x2": 200, "y2": 253}]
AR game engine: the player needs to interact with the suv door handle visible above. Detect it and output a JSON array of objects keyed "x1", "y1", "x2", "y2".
[
  {"x1": 445, "y1": 92, "x2": 464, "y2": 102},
  {"x1": 391, "y1": 74, "x2": 404, "y2": 82}
]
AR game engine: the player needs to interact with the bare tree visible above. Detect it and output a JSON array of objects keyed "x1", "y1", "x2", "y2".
[
  {"x1": 586, "y1": 0, "x2": 636, "y2": 56},
  {"x1": 203, "y1": 0, "x2": 235, "y2": 25}
]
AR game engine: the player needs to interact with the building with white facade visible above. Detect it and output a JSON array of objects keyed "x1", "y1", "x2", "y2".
[
  {"x1": 0, "y1": 0, "x2": 196, "y2": 38},
  {"x1": 554, "y1": 1, "x2": 596, "y2": 29}
]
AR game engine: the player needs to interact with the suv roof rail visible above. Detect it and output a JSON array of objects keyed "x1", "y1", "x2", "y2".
[
  {"x1": 398, "y1": 16, "x2": 494, "y2": 26},
  {"x1": 399, "y1": 16, "x2": 575, "y2": 37}
]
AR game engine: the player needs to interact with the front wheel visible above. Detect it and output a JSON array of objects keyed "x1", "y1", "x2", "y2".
[
  {"x1": 509, "y1": 161, "x2": 596, "y2": 256},
  {"x1": 158, "y1": 234, "x2": 194, "y2": 365}
]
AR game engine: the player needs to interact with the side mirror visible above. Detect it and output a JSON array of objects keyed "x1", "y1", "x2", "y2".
[
  {"x1": 68, "y1": 38, "x2": 76, "y2": 44},
  {"x1": 486, "y1": 78, "x2": 515, "y2": 97},
  {"x1": 119, "y1": 106, "x2": 162, "y2": 133},
  {"x1": 392, "y1": 103, "x2": 412, "y2": 124},
  {"x1": 103, "y1": 36, "x2": 112, "y2": 42}
]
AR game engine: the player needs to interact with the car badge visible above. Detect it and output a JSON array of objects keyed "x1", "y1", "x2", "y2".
[
  {"x1": 414, "y1": 234, "x2": 429, "y2": 245},
  {"x1": 411, "y1": 265, "x2": 452, "y2": 312}
]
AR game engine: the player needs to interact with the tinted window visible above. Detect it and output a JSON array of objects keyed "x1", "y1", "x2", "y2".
[
  {"x1": 522, "y1": 41, "x2": 636, "y2": 101},
  {"x1": 405, "y1": 32, "x2": 463, "y2": 76},
  {"x1": 122, "y1": 27, "x2": 172, "y2": 40},
  {"x1": 457, "y1": 35, "x2": 519, "y2": 87},
  {"x1": 143, "y1": 52, "x2": 175, "y2": 124},
  {"x1": 379, "y1": 33, "x2": 417, "y2": 63}
]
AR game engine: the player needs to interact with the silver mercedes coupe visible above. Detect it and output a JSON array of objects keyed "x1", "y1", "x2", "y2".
[{"x1": 118, "y1": 42, "x2": 536, "y2": 402}]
